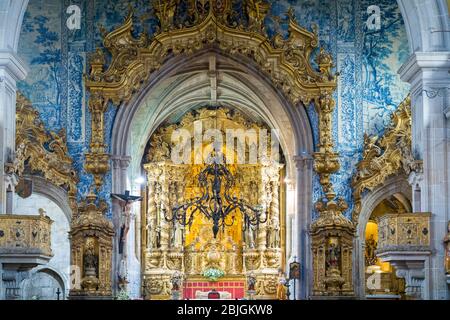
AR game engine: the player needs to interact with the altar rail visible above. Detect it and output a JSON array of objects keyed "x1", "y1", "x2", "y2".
[
  {"x1": 0, "y1": 214, "x2": 53, "y2": 256},
  {"x1": 377, "y1": 213, "x2": 431, "y2": 253}
]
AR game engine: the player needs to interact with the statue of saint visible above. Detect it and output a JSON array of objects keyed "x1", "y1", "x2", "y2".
[
  {"x1": 268, "y1": 215, "x2": 280, "y2": 248},
  {"x1": 276, "y1": 271, "x2": 288, "y2": 300},
  {"x1": 147, "y1": 216, "x2": 159, "y2": 249},
  {"x1": 172, "y1": 220, "x2": 184, "y2": 248},
  {"x1": 171, "y1": 271, "x2": 183, "y2": 291},
  {"x1": 247, "y1": 272, "x2": 257, "y2": 291},
  {"x1": 227, "y1": 244, "x2": 238, "y2": 274},
  {"x1": 245, "y1": 225, "x2": 257, "y2": 249},
  {"x1": 326, "y1": 240, "x2": 341, "y2": 270},
  {"x1": 83, "y1": 238, "x2": 98, "y2": 277},
  {"x1": 365, "y1": 234, "x2": 378, "y2": 266}
]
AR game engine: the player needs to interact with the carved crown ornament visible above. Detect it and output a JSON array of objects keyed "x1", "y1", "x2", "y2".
[
  {"x1": 11, "y1": 92, "x2": 79, "y2": 217},
  {"x1": 351, "y1": 96, "x2": 423, "y2": 225},
  {"x1": 83, "y1": 0, "x2": 340, "y2": 195}
]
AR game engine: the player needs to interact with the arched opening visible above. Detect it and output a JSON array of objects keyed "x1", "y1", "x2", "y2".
[
  {"x1": 111, "y1": 50, "x2": 314, "y2": 299},
  {"x1": 20, "y1": 267, "x2": 66, "y2": 300},
  {"x1": 363, "y1": 194, "x2": 411, "y2": 299},
  {"x1": 13, "y1": 188, "x2": 70, "y2": 299},
  {"x1": 355, "y1": 175, "x2": 413, "y2": 298}
]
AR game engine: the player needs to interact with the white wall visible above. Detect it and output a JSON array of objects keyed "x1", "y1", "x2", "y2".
[{"x1": 13, "y1": 193, "x2": 70, "y2": 298}]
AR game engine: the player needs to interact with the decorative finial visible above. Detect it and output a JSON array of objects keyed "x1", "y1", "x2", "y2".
[
  {"x1": 98, "y1": 24, "x2": 108, "y2": 38},
  {"x1": 86, "y1": 185, "x2": 97, "y2": 204},
  {"x1": 286, "y1": 7, "x2": 296, "y2": 22}
]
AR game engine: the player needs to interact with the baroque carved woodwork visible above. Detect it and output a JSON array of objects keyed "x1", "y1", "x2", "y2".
[
  {"x1": 445, "y1": 221, "x2": 450, "y2": 275},
  {"x1": 83, "y1": 0, "x2": 344, "y2": 298},
  {"x1": 141, "y1": 107, "x2": 284, "y2": 299},
  {"x1": 12, "y1": 93, "x2": 79, "y2": 217},
  {"x1": 352, "y1": 96, "x2": 422, "y2": 225},
  {"x1": 84, "y1": 0, "x2": 338, "y2": 195},
  {"x1": 377, "y1": 213, "x2": 431, "y2": 253},
  {"x1": 0, "y1": 211, "x2": 53, "y2": 257},
  {"x1": 69, "y1": 189, "x2": 114, "y2": 298},
  {"x1": 310, "y1": 196, "x2": 355, "y2": 296}
]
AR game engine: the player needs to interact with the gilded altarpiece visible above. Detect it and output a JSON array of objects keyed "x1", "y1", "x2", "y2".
[{"x1": 141, "y1": 108, "x2": 284, "y2": 299}]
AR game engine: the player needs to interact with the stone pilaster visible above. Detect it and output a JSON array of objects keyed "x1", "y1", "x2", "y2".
[
  {"x1": 110, "y1": 155, "x2": 135, "y2": 296},
  {"x1": 294, "y1": 154, "x2": 314, "y2": 299},
  {"x1": 0, "y1": 52, "x2": 27, "y2": 214},
  {"x1": 399, "y1": 52, "x2": 450, "y2": 299}
]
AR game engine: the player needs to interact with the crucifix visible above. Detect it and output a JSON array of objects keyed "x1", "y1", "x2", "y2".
[
  {"x1": 111, "y1": 190, "x2": 143, "y2": 254},
  {"x1": 56, "y1": 287, "x2": 61, "y2": 300},
  {"x1": 111, "y1": 190, "x2": 143, "y2": 291}
]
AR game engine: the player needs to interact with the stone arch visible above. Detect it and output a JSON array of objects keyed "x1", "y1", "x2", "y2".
[
  {"x1": 21, "y1": 266, "x2": 67, "y2": 300},
  {"x1": 397, "y1": 0, "x2": 450, "y2": 52},
  {"x1": 112, "y1": 49, "x2": 314, "y2": 182},
  {"x1": 354, "y1": 174, "x2": 412, "y2": 298},
  {"x1": 22, "y1": 175, "x2": 72, "y2": 223},
  {"x1": 0, "y1": 0, "x2": 28, "y2": 52},
  {"x1": 110, "y1": 48, "x2": 315, "y2": 299}
]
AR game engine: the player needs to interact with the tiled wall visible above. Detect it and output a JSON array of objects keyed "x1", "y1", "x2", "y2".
[{"x1": 17, "y1": 0, "x2": 410, "y2": 218}]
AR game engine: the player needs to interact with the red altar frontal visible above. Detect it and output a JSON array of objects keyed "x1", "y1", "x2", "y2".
[{"x1": 183, "y1": 278, "x2": 246, "y2": 300}]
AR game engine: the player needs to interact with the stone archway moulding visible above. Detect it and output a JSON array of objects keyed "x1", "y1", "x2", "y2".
[
  {"x1": 84, "y1": 3, "x2": 340, "y2": 193},
  {"x1": 110, "y1": 39, "x2": 317, "y2": 300}
]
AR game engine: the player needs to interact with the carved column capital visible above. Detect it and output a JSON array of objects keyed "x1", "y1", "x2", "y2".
[
  {"x1": 408, "y1": 170, "x2": 424, "y2": 189},
  {"x1": 111, "y1": 155, "x2": 132, "y2": 170},
  {"x1": 294, "y1": 153, "x2": 314, "y2": 171}
]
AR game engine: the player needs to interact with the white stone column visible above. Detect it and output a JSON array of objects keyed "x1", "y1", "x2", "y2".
[
  {"x1": 110, "y1": 155, "x2": 132, "y2": 296},
  {"x1": 399, "y1": 52, "x2": 450, "y2": 299},
  {"x1": 0, "y1": 52, "x2": 27, "y2": 214},
  {"x1": 294, "y1": 154, "x2": 314, "y2": 300}
]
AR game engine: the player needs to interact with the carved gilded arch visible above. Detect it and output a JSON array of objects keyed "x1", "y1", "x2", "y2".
[
  {"x1": 10, "y1": 93, "x2": 79, "y2": 217},
  {"x1": 351, "y1": 96, "x2": 421, "y2": 225},
  {"x1": 83, "y1": 0, "x2": 339, "y2": 200}
]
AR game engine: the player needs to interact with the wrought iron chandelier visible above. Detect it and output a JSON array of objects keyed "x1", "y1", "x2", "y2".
[{"x1": 163, "y1": 152, "x2": 267, "y2": 238}]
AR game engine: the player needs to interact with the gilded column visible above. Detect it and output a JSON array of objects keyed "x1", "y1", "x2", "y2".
[
  {"x1": 84, "y1": 95, "x2": 110, "y2": 188},
  {"x1": 159, "y1": 179, "x2": 170, "y2": 251},
  {"x1": 146, "y1": 181, "x2": 157, "y2": 250}
]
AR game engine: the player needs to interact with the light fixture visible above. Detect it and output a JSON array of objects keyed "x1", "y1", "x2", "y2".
[
  {"x1": 163, "y1": 151, "x2": 267, "y2": 238},
  {"x1": 134, "y1": 176, "x2": 146, "y2": 185}
]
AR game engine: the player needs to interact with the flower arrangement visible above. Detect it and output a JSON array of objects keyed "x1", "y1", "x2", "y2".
[
  {"x1": 115, "y1": 289, "x2": 130, "y2": 300},
  {"x1": 202, "y1": 268, "x2": 225, "y2": 282}
]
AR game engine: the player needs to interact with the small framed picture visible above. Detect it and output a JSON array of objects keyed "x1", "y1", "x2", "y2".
[{"x1": 289, "y1": 262, "x2": 300, "y2": 280}]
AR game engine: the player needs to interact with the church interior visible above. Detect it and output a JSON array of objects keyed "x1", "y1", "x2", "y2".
[{"x1": 0, "y1": 0, "x2": 449, "y2": 301}]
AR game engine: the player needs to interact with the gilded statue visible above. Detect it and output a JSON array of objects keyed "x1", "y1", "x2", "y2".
[
  {"x1": 172, "y1": 220, "x2": 185, "y2": 248},
  {"x1": 154, "y1": 0, "x2": 179, "y2": 32},
  {"x1": 326, "y1": 240, "x2": 341, "y2": 270},
  {"x1": 246, "y1": 0, "x2": 270, "y2": 33},
  {"x1": 276, "y1": 271, "x2": 288, "y2": 300},
  {"x1": 227, "y1": 244, "x2": 239, "y2": 274},
  {"x1": 170, "y1": 271, "x2": 183, "y2": 291},
  {"x1": 365, "y1": 234, "x2": 378, "y2": 266},
  {"x1": 247, "y1": 272, "x2": 257, "y2": 291},
  {"x1": 147, "y1": 214, "x2": 160, "y2": 249},
  {"x1": 83, "y1": 238, "x2": 98, "y2": 277},
  {"x1": 445, "y1": 221, "x2": 450, "y2": 274},
  {"x1": 148, "y1": 135, "x2": 171, "y2": 162},
  {"x1": 244, "y1": 224, "x2": 257, "y2": 249},
  {"x1": 267, "y1": 214, "x2": 280, "y2": 248}
]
